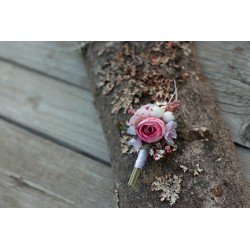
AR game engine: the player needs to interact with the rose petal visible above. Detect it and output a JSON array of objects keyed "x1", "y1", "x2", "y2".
[
  {"x1": 129, "y1": 114, "x2": 144, "y2": 126},
  {"x1": 129, "y1": 104, "x2": 156, "y2": 126},
  {"x1": 128, "y1": 109, "x2": 136, "y2": 114}
]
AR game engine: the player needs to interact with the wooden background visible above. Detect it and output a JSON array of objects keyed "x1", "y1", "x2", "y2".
[
  {"x1": 0, "y1": 42, "x2": 248, "y2": 207},
  {"x1": 195, "y1": 42, "x2": 250, "y2": 188}
]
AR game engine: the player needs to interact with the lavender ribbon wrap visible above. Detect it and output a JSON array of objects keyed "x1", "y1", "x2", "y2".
[{"x1": 134, "y1": 149, "x2": 148, "y2": 169}]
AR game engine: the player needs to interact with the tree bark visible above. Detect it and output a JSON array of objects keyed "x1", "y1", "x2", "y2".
[{"x1": 83, "y1": 42, "x2": 249, "y2": 208}]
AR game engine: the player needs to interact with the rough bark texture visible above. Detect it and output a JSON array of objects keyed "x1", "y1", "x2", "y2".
[{"x1": 83, "y1": 42, "x2": 249, "y2": 208}]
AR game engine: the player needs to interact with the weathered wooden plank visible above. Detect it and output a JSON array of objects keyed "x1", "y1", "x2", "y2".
[
  {"x1": 0, "y1": 119, "x2": 115, "y2": 207},
  {"x1": 0, "y1": 41, "x2": 89, "y2": 89},
  {"x1": 195, "y1": 42, "x2": 250, "y2": 148},
  {"x1": 0, "y1": 60, "x2": 110, "y2": 162},
  {"x1": 195, "y1": 42, "x2": 250, "y2": 191},
  {"x1": 0, "y1": 173, "x2": 72, "y2": 208}
]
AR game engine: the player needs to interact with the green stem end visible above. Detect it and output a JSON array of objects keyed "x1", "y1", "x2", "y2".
[{"x1": 128, "y1": 168, "x2": 141, "y2": 187}]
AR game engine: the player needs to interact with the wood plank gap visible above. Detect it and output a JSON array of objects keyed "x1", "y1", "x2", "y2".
[
  {"x1": 0, "y1": 59, "x2": 110, "y2": 161},
  {"x1": 0, "y1": 56, "x2": 89, "y2": 91},
  {"x1": 0, "y1": 114, "x2": 111, "y2": 167},
  {"x1": 0, "y1": 42, "x2": 89, "y2": 88},
  {"x1": 0, "y1": 118, "x2": 114, "y2": 207}
]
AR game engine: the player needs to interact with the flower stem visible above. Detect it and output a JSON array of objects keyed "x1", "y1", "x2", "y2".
[{"x1": 128, "y1": 168, "x2": 141, "y2": 187}]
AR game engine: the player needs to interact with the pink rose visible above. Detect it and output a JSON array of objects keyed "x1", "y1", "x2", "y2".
[{"x1": 137, "y1": 117, "x2": 166, "y2": 143}]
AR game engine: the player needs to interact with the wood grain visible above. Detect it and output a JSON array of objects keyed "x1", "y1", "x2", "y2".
[
  {"x1": 0, "y1": 173, "x2": 72, "y2": 208},
  {"x1": 0, "y1": 41, "x2": 90, "y2": 89},
  {"x1": 0, "y1": 119, "x2": 115, "y2": 208},
  {"x1": 195, "y1": 42, "x2": 250, "y2": 190},
  {"x1": 0, "y1": 60, "x2": 110, "y2": 163},
  {"x1": 195, "y1": 42, "x2": 250, "y2": 148}
]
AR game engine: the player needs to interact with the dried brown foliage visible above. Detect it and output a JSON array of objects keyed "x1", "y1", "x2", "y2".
[{"x1": 94, "y1": 42, "x2": 190, "y2": 113}]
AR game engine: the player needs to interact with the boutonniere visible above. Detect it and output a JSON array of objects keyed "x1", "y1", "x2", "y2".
[{"x1": 121, "y1": 81, "x2": 180, "y2": 187}]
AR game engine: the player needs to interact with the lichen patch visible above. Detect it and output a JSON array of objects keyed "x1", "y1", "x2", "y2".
[{"x1": 151, "y1": 174, "x2": 182, "y2": 206}]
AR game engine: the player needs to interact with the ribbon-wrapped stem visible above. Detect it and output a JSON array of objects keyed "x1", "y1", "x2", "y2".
[{"x1": 128, "y1": 149, "x2": 148, "y2": 187}]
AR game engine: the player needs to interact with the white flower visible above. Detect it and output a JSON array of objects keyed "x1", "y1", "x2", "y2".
[
  {"x1": 149, "y1": 147, "x2": 155, "y2": 156},
  {"x1": 153, "y1": 154, "x2": 163, "y2": 161},
  {"x1": 157, "y1": 150, "x2": 165, "y2": 155},
  {"x1": 150, "y1": 106, "x2": 165, "y2": 118},
  {"x1": 162, "y1": 111, "x2": 175, "y2": 123},
  {"x1": 153, "y1": 150, "x2": 165, "y2": 161}
]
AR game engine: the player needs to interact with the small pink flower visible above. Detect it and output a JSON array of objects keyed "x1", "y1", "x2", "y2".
[
  {"x1": 153, "y1": 153, "x2": 158, "y2": 160},
  {"x1": 165, "y1": 145, "x2": 172, "y2": 153},
  {"x1": 164, "y1": 121, "x2": 177, "y2": 146},
  {"x1": 153, "y1": 151, "x2": 164, "y2": 161},
  {"x1": 137, "y1": 117, "x2": 166, "y2": 143},
  {"x1": 166, "y1": 100, "x2": 181, "y2": 112}
]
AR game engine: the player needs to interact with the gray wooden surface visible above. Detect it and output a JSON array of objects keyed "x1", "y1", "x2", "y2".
[
  {"x1": 0, "y1": 41, "x2": 114, "y2": 207},
  {"x1": 0, "y1": 42, "x2": 249, "y2": 207},
  {"x1": 0, "y1": 42, "x2": 89, "y2": 89},
  {"x1": 0, "y1": 119, "x2": 114, "y2": 207},
  {"x1": 195, "y1": 42, "x2": 250, "y2": 187},
  {"x1": 195, "y1": 42, "x2": 250, "y2": 148},
  {"x1": 0, "y1": 60, "x2": 109, "y2": 163}
]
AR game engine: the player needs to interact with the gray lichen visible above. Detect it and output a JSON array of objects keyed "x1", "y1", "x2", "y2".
[
  {"x1": 179, "y1": 163, "x2": 203, "y2": 176},
  {"x1": 179, "y1": 165, "x2": 189, "y2": 173},
  {"x1": 193, "y1": 163, "x2": 203, "y2": 176},
  {"x1": 120, "y1": 135, "x2": 136, "y2": 154},
  {"x1": 151, "y1": 174, "x2": 182, "y2": 206}
]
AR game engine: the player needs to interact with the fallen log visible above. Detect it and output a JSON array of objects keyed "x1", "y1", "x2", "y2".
[{"x1": 82, "y1": 42, "x2": 249, "y2": 208}]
